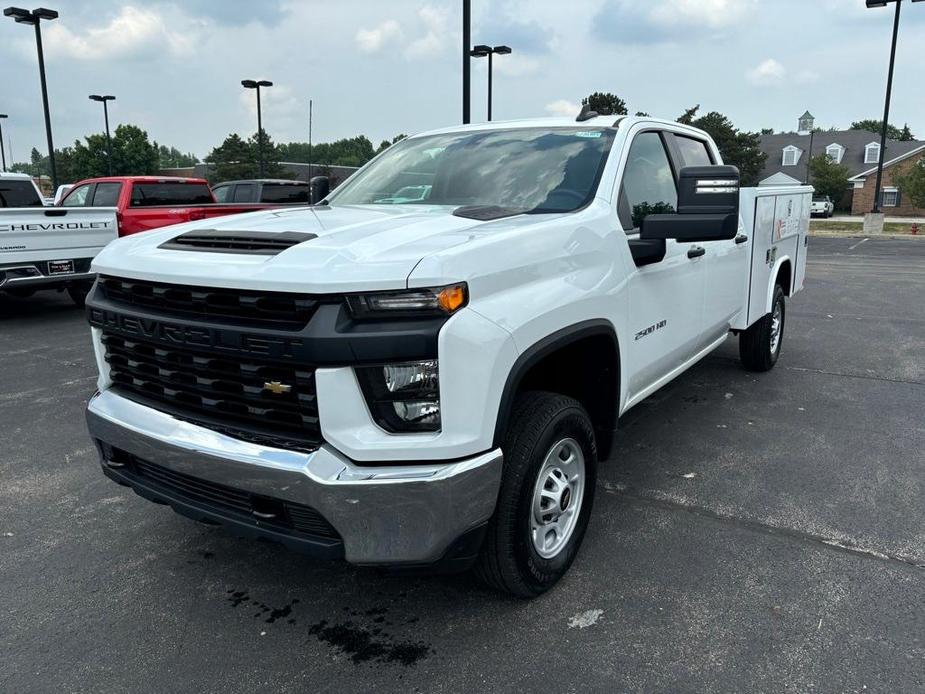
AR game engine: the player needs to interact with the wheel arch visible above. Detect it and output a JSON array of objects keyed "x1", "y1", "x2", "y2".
[
  {"x1": 767, "y1": 256, "x2": 793, "y2": 312},
  {"x1": 492, "y1": 320, "x2": 621, "y2": 461}
]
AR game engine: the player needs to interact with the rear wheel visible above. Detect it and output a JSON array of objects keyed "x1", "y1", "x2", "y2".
[
  {"x1": 739, "y1": 283, "x2": 785, "y2": 372},
  {"x1": 474, "y1": 391, "x2": 597, "y2": 598}
]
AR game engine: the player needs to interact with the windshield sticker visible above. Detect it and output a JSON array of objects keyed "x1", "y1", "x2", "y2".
[{"x1": 575, "y1": 131, "x2": 603, "y2": 138}]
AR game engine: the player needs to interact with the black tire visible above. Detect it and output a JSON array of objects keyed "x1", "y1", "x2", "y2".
[
  {"x1": 474, "y1": 391, "x2": 597, "y2": 598},
  {"x1": 740, "y1": 283, "x2": 785, "y2": 372},
  {"x1": 67, "y1": 280, "x2": 93, "y2": 307}
]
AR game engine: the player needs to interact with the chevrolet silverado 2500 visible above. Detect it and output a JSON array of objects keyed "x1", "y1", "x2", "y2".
[
  {"x1": 1, "y1": 172, "x2": 117, "y2": 304},
  {"x1": 84, "y1": 116, "x2": 810, "y2": 597}
]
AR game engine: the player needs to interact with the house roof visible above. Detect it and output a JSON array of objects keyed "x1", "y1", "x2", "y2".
[{"x1": 758, "y1": 129, "x2": 924, "y2": 182}]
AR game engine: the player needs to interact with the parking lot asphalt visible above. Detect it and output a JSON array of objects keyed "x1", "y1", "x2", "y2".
[{"x1": 1, "y1": 236, "x2": 923, "y2": 693}]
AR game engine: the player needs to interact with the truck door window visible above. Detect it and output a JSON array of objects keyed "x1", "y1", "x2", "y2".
[
  {"x1": 91, "y1": 182, "x2": 122, "y2": 207},
  {"x1": 232, "y1": 184, "x2": 256, "y2": 203},
  {"x1": 261, "y1": 184, "x2": 309, "y2": 203},
  {"x1": 61, "y1": 184, "x2": 92, "y2": 207},
  {"x1": 212, "y1": 184, "x2": 231, "y2": 202},
  {"x1": 0, "y1": 180, "x2": 44, "y2": 207},
  {"x1": 619, "y1": 132, "x2": 677, "y2": 230},
  {"x1": 674, "y1": 136, "x2": 713, "y2": 167}
]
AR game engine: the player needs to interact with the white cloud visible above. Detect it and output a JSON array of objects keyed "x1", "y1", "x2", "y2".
[
  {"x1": 796, "y1": 69, "x2": 821, "y2": 85},
  {"x1": 491, "y1": 53, "x2": 541, "y2": 78},
  {"x1": 406, "y1": 6, "x2": 451, "y2": 59},
  {"x1": 747, "y1": 58, "x2": 787, "y2": 85},
  {"x1": 43, "y1": 6, "x2": 195, "y2": 61},
  {"x1": 650, "y1": 0, "x2": 756, "y2": 29},
  {"x1": 545, "y1": 99, "x2": 581, "y2": 118},
  {"x1": 355, "y1": 19, "x2": 402, "y2": 54}
]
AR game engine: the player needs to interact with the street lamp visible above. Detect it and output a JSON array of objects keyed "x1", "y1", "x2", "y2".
[
  {"x1": 4, "y1": 7, "x2": 59, "y2": 189},
  {"x1": 89, "y1": 95, "x2": 115, "y2": 175},
  {"x1": 241, "y1": 79, "x2": 272, "y2": 177},
  {"x1": 0, "y1": 114, "x2": 7, "y2": 172},
  {"x1": 469, "y1": 44, "x2": 512, "y2": 121},
  {"x1": 865, "y1": 0, "x2": 923, "y2": 213}
]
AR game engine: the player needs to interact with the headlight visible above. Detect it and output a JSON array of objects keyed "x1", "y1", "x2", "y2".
[
  {"x1": 356, "y1": 360, "x2": 441, "y2": 432},
  {"x1": 347, "y1": 283, "x2": 467, "y2": 319}
]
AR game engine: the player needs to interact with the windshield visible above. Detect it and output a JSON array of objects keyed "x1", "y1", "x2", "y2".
[{"x1": 329, "y1": 127, "x2": 616, "y2": 214}]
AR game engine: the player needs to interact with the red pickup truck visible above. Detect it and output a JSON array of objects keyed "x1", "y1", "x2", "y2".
[{"x1": 58, "y1": 176, "x2": 278, "y2": 237}]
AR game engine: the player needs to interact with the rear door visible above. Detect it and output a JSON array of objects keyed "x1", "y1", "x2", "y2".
[
  {"x1": 667, "y1": 132, "x2": 747, "y2": 340},
  {"x1": 621, "y1": 130, "x2": 706, "y2": 399}
]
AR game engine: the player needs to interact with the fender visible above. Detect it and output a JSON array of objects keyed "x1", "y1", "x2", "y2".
[
  {"x1": 766, "y1": 255, "x2": 792, "y2": 313},
  {"x1": 492, "y1": 319, "x2": 621, "y2": 457}
]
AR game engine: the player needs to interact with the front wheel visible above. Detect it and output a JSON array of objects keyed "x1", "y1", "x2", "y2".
[
  {"x1": 474, "y1": 391, "x2": 597, "y2": 598},
  {"x1": 739, "y1": 284, "x2": 785, "y2": 372}
]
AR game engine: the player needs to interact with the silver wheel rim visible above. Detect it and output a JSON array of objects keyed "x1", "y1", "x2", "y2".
[
  {"x1": 530, "y1": 438, "x2": 586, "y2": 559},
  {"x1": 769, "y1": 301, "x2": 783, "y2": 355}
]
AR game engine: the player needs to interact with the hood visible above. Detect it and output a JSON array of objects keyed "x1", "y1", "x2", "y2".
[{"x1": 91, "y1": 204, "x2": 490, "y2": 293}]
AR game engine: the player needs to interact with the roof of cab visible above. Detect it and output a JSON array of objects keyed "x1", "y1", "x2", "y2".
[{"x1": 411, "y1": 115, "x2": 709, "y2": 139}]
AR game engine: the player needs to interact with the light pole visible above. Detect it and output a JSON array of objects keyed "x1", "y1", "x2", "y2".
[
  {"x1": 0, "y1": 114, "x2": 7, "y2": 171},
  {"x1": 241, "y1": 79, "x2": 272, "y2": 177},
  {"x1": 865, "y1": 0, "x2": 923, "y2": 213},
  {"x1": 469, "y1": 44, "x2": 512, "y2": 121},
  {"x1": 462, "y1": 0, "x2": 471, "y2": 124},
  {"x1": 4, "y1": 7, "x2": 59, "y2": 189},
  {"x1": 89, "y1": 94, "x2": 115, "y2": 175}
]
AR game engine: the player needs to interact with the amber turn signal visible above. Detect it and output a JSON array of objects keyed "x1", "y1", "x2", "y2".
[{"x1": 437, "y1": 284, "x2": 467, "y2": 313}]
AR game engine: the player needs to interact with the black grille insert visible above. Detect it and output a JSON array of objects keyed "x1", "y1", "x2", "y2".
[
  {"x1": 107, "y1": 447, "x2": 340, "y2": 540},
  {"x1": 98, "y1": 275, "x2": 320, "y2": 329},
  {"x1": 102, "y1": 331, "x2": 321, "y2": 451},
  {"x1": 159, "y1": 229, "x2": 317, "y2": 255}
]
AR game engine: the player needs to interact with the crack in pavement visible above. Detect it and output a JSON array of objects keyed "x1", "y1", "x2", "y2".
[{"x1": 599, "y1": 480, "x2": 925, "y2": 573}]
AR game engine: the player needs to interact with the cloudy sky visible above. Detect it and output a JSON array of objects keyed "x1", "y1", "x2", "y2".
[{"x1": 1, "y1": 0, "x2": 924, "y2": 163}]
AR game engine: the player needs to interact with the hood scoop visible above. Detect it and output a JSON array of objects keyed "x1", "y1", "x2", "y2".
[{"x1": 159, "y1": 229, "x2": 317, "y2": 255}]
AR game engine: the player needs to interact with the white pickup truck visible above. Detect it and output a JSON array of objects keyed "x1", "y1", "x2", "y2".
[
  {"x1": 84, "y1": 115, "x2": 809, "y2": 597},
  {"x1": 1, "y1": 172, "x2": 117, "y2": 305}
]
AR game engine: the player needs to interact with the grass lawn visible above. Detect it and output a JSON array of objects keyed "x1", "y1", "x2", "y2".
[{"x1": 810, "y1": 220, "x2": 921, "y2": 235}]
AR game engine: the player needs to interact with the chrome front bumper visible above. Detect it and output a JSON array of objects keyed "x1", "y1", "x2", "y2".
[
  {"x1": 86, "y1": 390, "x2": 503, "y2": 565},
  {"x1": 0, "y1": 263, "x2": 95, "y2": 288}
]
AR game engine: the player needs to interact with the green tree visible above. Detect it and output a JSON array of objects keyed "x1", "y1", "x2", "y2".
[
  {"x1": 687, "y1": 111, "x2": 767, "y2": 186},
  {"x1": 582, "y1": 92, "x2": 628, "y2": 116},
  {"x1": 808, "y1": 154, "x2": 850, "y2": 204},
  {"x1": 760, "y1": 128, "x2": 775, "y2": 135},
  {"x1": 69, "y1": 124, "x2": 159, "y2": 179},
  {"x1": 158, "y1": 145, "x2": 199, "y2": 168},
  {"x1": 677, "y1": 105, "x2": 700, "y2": 125},
  {"x1": 278, "y1": 135, "x2": 377, "y2": 167},
  {"x1": 634, "y1": 111, "x2": 650, "y2": 117},
  {"x1": 893, "y1": 157, "x2": 925, "y2": 209},
  {"x1": 850, "y1": 119, "x2": 914, "y2": 141},
  {"x1": 205, "y1": 133, "x2": 258, "y2": 181},
  {"x1": 375, "y1": 133, "x2": 408, "y2": 155}
]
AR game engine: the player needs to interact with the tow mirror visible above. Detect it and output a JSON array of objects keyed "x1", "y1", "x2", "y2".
[
  {"x1": 640, "y1": 165, "x2": 740, "y2": 243},
  {"x1": 309, "y1": 176, "x2": 330, "y2": 205}
]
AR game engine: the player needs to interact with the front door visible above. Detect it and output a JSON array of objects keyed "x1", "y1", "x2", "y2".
[{"x1": 619, "y1": 130, "x2": 706, "y2": 400}]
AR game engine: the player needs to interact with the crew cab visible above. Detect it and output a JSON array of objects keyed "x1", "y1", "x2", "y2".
[
  {"x1": 810, "y1": 195, "x2": 834, "y2": 218},
  {"x1": 59, "y1": 176, "x2": 271, "y2": 237},
  {"x1": 211, "y1": 179, "x2": 310, "y2": 204},
  {"x1": 1, "y1": 172, "x2": 117, "y2": 305},
  {"x1": 84, "y1": 116, "x2": 809, "y2": 597}
]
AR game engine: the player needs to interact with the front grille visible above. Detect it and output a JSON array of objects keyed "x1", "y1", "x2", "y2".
[
  {"x1": 107, "y1": 447, "x2": 340, "y2": 541},
  {"x1": 102, "y1": 331, "x2": 321, "y2": 451},
  {"x1": 159, "y1": 229, "x2": 317, "y2": 255},
  {"x1": 98, "y1": 275, "x2": 320, "y2": 330}
]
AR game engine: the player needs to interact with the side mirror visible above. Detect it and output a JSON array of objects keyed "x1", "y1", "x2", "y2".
[
  {"x1": 309, "y1": 176, "x2": 330, "y2": 205},
  {"x1": 640, "y1": 165, "x2": 740, "y2": 242}
]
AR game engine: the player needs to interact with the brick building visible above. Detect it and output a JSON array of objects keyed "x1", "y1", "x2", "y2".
[{"x1": 757, "y1": 112, "x2": 925, "y2": 216}]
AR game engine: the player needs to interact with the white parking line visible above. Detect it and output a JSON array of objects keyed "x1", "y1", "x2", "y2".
[{"x1": 848, "y1": 238, "x2": 869, "y2": 251}]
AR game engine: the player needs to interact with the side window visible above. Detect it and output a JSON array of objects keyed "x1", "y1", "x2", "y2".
[
  {"x1": 62, "y1": 184, "x2": 92, "y2": 207},
  {"x1": 618, "y1": 132, "x2": 677, "y2": 231},
  {"x1": 212, "y1": 184, "x2": 231, "y2": 202},
  {"x1": 675, "y1": 136, "x2": 713, "y2": 167},
  {"x1": 232, "y1": 184, "x2": 255, "y2": 202},
  {"x1": 91, "y1": 182, "x2": 122, "y2": 207}
]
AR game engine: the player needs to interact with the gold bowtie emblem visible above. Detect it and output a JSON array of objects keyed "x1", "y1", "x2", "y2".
[{"x1": 263, "y1": 381, "x2": 292, "y2": 395}]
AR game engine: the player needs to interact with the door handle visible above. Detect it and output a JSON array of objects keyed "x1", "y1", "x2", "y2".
[
  {"x1": 735, "y1": 234, "x2": 748, "y2": 245},
  {"x1": 687, "y1": 246, "x2": 706, "y2": 259}
]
